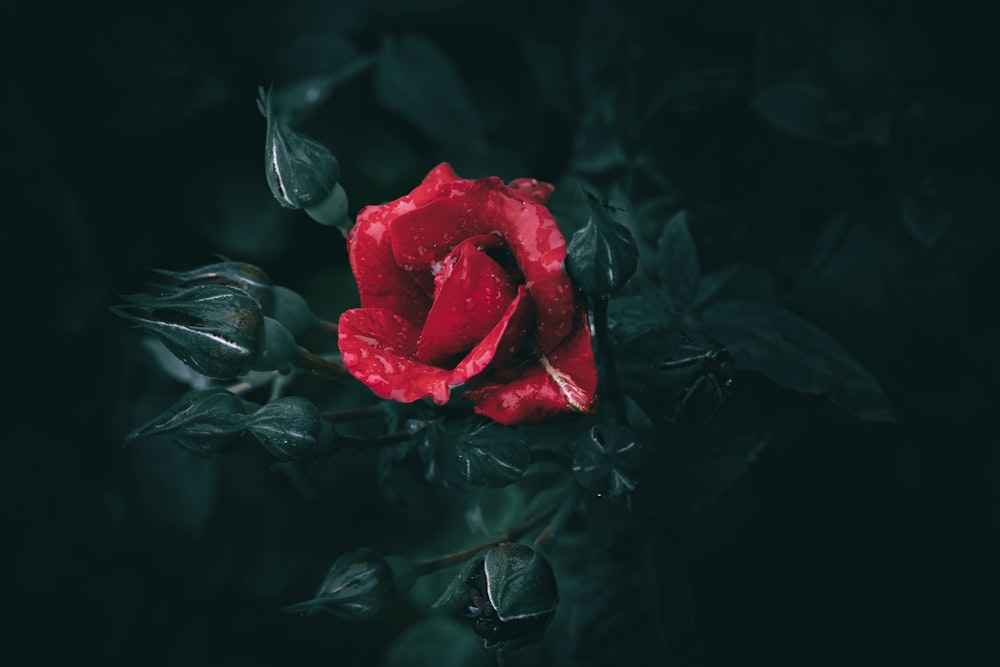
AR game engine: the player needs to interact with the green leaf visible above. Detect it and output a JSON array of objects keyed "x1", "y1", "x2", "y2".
[
  {"x1": 664, "y1": 432, "x2": 769, "y2": 514},
  {"x1": 373, "y1": 34, "x2": 481, "y2": 147},
  {"x1": 657, "y1": 211, "x2": 700, "y2": 312},
  {"x1": 382, "y1": 617, "x2": 481, "y2": 667},
  {"x1": 897, "y1": 181, "x2": 955, "y2": 248},
  {"x1": 751, "y1": 80, "x2": 840, "y2": 144},
  {"x1": 701, "y1": 300, "x2": 898, "y2": 422},
  {"x1": 419, "y1": 418, "x2": 530, "y2": 489}
]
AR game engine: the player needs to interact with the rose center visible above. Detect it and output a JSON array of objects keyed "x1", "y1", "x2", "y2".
[{"x1": 415, "y1": 236, "x2": 519, "y2": 366}]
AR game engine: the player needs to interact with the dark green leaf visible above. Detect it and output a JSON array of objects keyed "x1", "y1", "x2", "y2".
[
  {"x1": 373, "y1": 35, "x2": 481, "y2": 147},
  {"x1": 657, "y1": 211, "x2": 700, "y2": 312},
  {"x1": 701, "y1": 300, "x2": 898, "y2": 422},
  {"x1": 383, "y1": 617, "x2": 482, "y2": 667},
  {"x1": 664, "y1": 432, "x2": 769, "y2": 514},
  {"x1": 751, "y1": 80, "x2": 840, "y2": 144},
  {"x1": 897, "y1": 181, "x2": 955, "y2": 248},
  {"x1": 419, "y1": 419, "x2": 530, "y2": 489}
]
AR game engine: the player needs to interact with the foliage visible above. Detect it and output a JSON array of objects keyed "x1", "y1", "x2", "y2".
[{"x1": 10, "y1": 1, "x2": 997, "y2": 666}]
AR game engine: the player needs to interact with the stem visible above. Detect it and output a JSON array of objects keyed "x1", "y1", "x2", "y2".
[
  {"x1": 296, "y1": 350, "x2": 352, "y2": 381},
  {"x1": 592, "y1": 296, "x2": 628, "y2": 425},
  {"x1": 533, "y1": 484, "x2": 580, "y2": 552},
  {"x1": 320, "y1": 405, "x2": 383, "y2": 423},
  {"x1": 413, "y1": 503, "x2": 560, "y2": 576},
  {"x1": 316, "y1": 319, "x2": 339, "y2": 337},
  {"x1": 336, "y1": 430, "x2": 419, "y2": 449}
]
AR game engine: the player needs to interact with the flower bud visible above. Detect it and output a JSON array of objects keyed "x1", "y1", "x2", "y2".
[
  {"x1": 638, "y1": 329, "x2": 734, "y2": 423},
  {"x1": 112, "y1": 284, "x2": 265, "y2": 379},
  {"x1": 437, "y1": 542, "x2": 558, "y2": 650},
  {"x1": 571, "y1": 423, "x2": 642, "y2": 497},
  {"x1": 258, "y1": 85, "x2": 340, "y2": 210},
  {"x1": 124, "y1": 388, "x2": 256, "y2": 456},
  {"x1": 243, "y1": 396, "x2": 334, "y2": 461},
  {"x1": 153, "y1": 260, "x2": 276, "y2": 315},
  {"x1": 283, "y1": 548, "x2": 415, "y2": 620},
  {"x1": 564, "y1": 189, "x2": 639, "y2": 297}
]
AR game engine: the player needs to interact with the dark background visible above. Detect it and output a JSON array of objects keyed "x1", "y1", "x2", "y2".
[{"x1": 3, "y1": 0, "x2": 998, "y2": 665}]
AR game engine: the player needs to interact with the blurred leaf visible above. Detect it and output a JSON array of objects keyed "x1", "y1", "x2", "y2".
[
  {"x1": 91, "y1": 19, "x2": 228, "y2": 133},
  {"x1": 751, "y1": 80, "x2": 839, "y2": 144},
  {"x1": 572, "y1": 97, "x2": 628, "y2": 174},
  {"x1": 752, "y1": 79, "x2": 889, "y2": 147},
  {"x1": 664, "y1": 432, "x2": 769, "y2": 514},
  {"x1": 574, "y1": 0, "x2": 627, "y2": 103},
  {"x1": 689, "y1": 264, "x2": 776, "y2": 311},
  {"x1": 657, "y1": 211, "x2": 700, "y2": 312},
  {"x1": 382, "y1": 617, "x2": 481, "y2": 667},
  {"x1": 271, "y1": 31, "x2": 374, "y2": 124},
  {"x1": 373, "y1": 34, "x2": 481, "y2": 147},
  {"x1": 701, "y1": 300, "x2": 898, "y2": 422},
  {"x1": 419, "y1": 418, "x2": 530, "y2": 489},
  {"x1": 657, "y1": 51, "x2": 748, "y2": 113},
  {"x1": 897, "y1": 180, "x2": 955, "y2": 248}
]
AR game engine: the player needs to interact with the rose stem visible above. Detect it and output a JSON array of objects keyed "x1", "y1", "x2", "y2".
[
  {"x1": 319, "y1": 405, "x2": 383, "y2": 422},
  {"x1": 315, "y1": 318, "x2": 339, "y2": 337},
  {"x1": 335, "y1": 430, "x2": 420, "y2": 449},
  {"x1": 592, "y1": 295, "x2": 628, "y2": 425},
  {"x1": 412, "y1": 503, "x2": 560, "y2": 576},
  {"x1": 533, "y1": 484, "x2": 581, "y2": 552},
  {"x1": 296, "y1": 350, "x2": 352, "y2": 381}
]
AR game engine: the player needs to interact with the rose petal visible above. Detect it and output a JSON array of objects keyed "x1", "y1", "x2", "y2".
[
  {"x1": 508, "y1": 178, "x2": 555, "y2": 205},
  {"x1": 339, "y1": 290, "x2": 532, "y2": 406},
  {"x1": 349, "y1": 204, "x2": 434, "y2": 327},
  {"x1": 338, "y1": 308, "x2": 454, "y2": 404},
  {"x1": 464, "y1": 308, "x2": 597, "y2": 425},
  {"x1": 388, "y1": 177, "x2": 575, "y2": 353},
  {"x1": 451, "y1": 286, "x2": 533, "y2": 381},
  {"x1": 416, "y1": 239, "x2": 518, "y2": 365}
]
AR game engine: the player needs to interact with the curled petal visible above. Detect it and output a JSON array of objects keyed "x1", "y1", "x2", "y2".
[
  {"x1": 417, "y1": 239, "x2": 517, "y2": 365},
  {"x1": 507, "y1": 178, "x2": 555, "y2": 205},
  {"x1": 464, "y1": 309, "x2": 597, "y2": 425}
]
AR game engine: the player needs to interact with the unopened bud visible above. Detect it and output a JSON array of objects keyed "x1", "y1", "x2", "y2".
[
  {"x1": 112, "y1": 285, "x2": 265, "y2": 379},
  {"x1": 153, "y1": 260, "x2": 276, "y2": 315},
  {"x1": 437, "y1": 542, "x2": 558, "y2": 650},
  {"x1": 258, "y1": 85, "x2": 340, "y2": 210},
  {"x1": 243, "y1": 396, "x2": 334, "y2": 460},
  {"x1": 564, "y1": 189, "x2": 639, "y2": 296},
  {"x1": 124, "y1": 388, "x2": 256, "y2": 456},
  {"x1": 283, "y1": 548, "x2": 415, "y2": 620}
]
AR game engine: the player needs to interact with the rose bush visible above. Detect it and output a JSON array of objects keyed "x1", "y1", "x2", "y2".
[{"x1": 337, "y1": 163, "x2": 597, "y2": 425}]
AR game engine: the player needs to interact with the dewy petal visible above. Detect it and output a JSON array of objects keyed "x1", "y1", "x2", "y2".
[
  {"x1": 450, "y1": 286, "x2": 533, "y2": 382},
  {"x1": 349, "y1": 200, "x2": 434, "y2": 327},
  {"x1": 388, "y1": 177, "x2": 575, "y2": 353},
  {"x1": 416, "y1": 239, "x2": 517, "y2": 365},
  {"x1": 464, "y1": 308, "x2": 597, "y2": 425},
  {"x1": 338, "y1": 308, "x2": 456, "y2": 405},
  {"x1": 507, "y1": 178, "x2": 555, "y2": 205}
]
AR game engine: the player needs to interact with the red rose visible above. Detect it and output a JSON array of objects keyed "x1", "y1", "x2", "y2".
[{"x1": 337, "y1": 163, "x2": 597, "y2": 425}]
